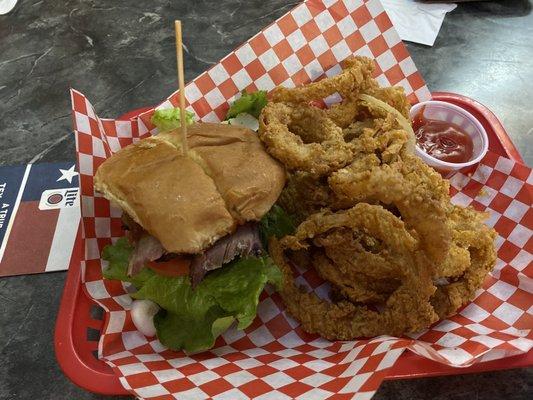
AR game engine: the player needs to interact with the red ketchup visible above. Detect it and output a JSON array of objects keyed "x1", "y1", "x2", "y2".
[{"x1": 412, "y1": 107, "x2": 474, "y2": 164}]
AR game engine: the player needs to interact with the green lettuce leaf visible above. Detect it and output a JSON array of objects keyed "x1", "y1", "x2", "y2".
[
  {"x1": 200, "y1": 256, "x2": 282, "y2": 328},
  {"x1": 132, "y1": 256, "x2": 282, "y2": 353},
  {"x1": 226, "y1": 90, "x2": 267, "y2": 119},
  {"x1": 153, "y1": 307, "x2": 234, "y2": 353},
  {"x1": 101, "y1": 238, "x2": 282, "y2": 353},
  {"x1": 101, "y1": 237, "x2": 154, "y2": 288},
  {"x1": 151, "y1": 108, "x2": 195, "y2": 132},
  {"x1": 259, "y1": 205, "x2": 295, "y2": 247}
]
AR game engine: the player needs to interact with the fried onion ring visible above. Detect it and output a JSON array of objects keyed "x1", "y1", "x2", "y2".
[
  {"x1": 271, "y1": 203, "x2": 438, "y2": 339},
  {"x1": 366, "y1": 86, "x2": 411, "y2": 119},
  {"x1": 277, "y1": 172, "x2": 336, "y2": 224},
  {"x1": 260, "y1": 55, "x2": 496, "y2": 337},
  {"x1": 312, "y1": 233, "x2": 400, "y2": 304},
  {"x1": 358, "y1": 93, "x2": 415, "y2": 153},
  {"x1": 329, "y1": 158, "x2": 451, "y2": 266},
  {"x1": 431, "y1": 206, "x2": 497, "y2": 318},
  {"x1": 271, "y1": 57, "x2": 376, "y2": 104},
  {"x1": 259, "y1": 102, "x2": 355, "y2": 175},
  {"x1": 259, "y1": 56, "x2": 416, "y2": 176}
]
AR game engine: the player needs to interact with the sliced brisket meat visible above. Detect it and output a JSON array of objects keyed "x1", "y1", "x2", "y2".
[{"x1": 190, "y1": 223, "x2": 263, "y2": 286}]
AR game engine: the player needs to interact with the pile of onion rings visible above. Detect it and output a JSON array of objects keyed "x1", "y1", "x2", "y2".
[{"x1": 259, "y1": 56, "x2": 497, "y2": 339}]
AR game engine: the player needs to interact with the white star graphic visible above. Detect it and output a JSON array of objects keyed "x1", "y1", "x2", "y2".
[{"x1": 57, "y1": 165, "x2": 78, "y2": 184}]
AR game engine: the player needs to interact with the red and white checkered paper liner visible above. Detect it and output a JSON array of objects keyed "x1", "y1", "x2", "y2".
[{"x1": 70, "y1": 1, "x2": 532, "y2": 399}]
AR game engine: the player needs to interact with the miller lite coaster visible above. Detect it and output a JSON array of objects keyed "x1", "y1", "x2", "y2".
[{"x1": 0, "y1": 162, "x2": 80, "y2": 277}]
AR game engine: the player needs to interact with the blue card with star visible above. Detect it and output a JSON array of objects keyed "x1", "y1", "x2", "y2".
[{"x1": 0, "y1": 162, "x2": 80, "y2": 277}]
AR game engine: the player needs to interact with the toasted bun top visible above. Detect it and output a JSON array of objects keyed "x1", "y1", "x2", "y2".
[{"x1": 94, "y1": 122, "x2": 286, "y2": 254}]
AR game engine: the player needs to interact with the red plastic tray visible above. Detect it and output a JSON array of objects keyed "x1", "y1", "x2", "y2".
[{"x1": 54, "y1": 93, "x2": 531, "y2": 395}]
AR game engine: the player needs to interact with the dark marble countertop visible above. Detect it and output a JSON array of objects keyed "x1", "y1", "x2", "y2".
[{"x1": 0, "y1": 1, "x2": 531, "y2": 399}]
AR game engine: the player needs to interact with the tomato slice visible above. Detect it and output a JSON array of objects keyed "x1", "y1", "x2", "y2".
[{"x1": 147, "y1": 257, "x2": 191, "y2": 277}]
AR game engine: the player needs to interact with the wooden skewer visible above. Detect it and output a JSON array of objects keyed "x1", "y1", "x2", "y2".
[{"x1": 174, "y1": 20, "x2": 189, "y2": 157}]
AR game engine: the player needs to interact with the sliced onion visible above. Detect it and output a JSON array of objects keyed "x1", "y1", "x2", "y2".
[
  {"x1": 131, "y1": 299, "x2": 160, "y2": 337},
  {"x1": 227, "y1": 112, "x2": 259, "y2": 132}
]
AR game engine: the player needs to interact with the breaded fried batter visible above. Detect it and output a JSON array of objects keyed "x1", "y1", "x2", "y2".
[
  {"x1": 270, "y1": 204, "x2": 438, "y2": 339},
  {"x1": 431, "y1": 206, "x2": 497, "y2": 318},
  {"x1": 259, "y1": 55, "x2": 496, "y2": 340}
]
